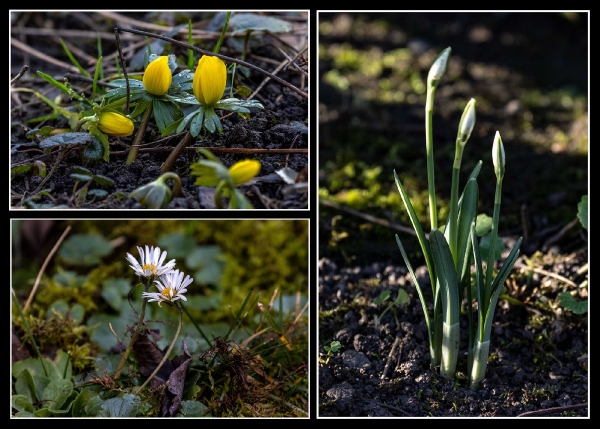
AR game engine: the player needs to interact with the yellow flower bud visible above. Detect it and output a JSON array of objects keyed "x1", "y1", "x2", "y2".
[
  {"x1": 97, "y1": 112, "x2": 134, "y2": 137},
  {"x1": 143, "y1": 56, "x2": 172, "y2": 96},
  {"x1": 229, "y1": 160, "x2": 261, "y2": 185},
  {"x1": 193, "y1": 55, "x2": 227, "y2": 107}
]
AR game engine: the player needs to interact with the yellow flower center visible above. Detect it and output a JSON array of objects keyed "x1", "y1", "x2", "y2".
[
  {"x1": 161, "y1": 287, "x2": 174, "y2": 300},
  {"x1": 142, "y1": 263, "x2": 157, "y2": 275}
]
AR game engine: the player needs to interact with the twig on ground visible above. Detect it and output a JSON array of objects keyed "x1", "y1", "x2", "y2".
[
  {"x1": 381, "y1": 336, "x2": 401, "y2": 380},
  {"x1": 517, "y1": 403, "x2": 587, "y2": 417},
  {"x1": 514, "y1": 261, "x2": 578, "y2": 288},
  {"x1": 23, "y1": 225, "x2": 72, "y2": 313},
  {"x1": 320, "y1": 198, "x2": 419, "y2": 238}
]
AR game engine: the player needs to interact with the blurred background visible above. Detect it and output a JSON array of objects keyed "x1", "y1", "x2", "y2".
[{"x1": 318, "y1": 11, "x2": 588, "y2": 266}]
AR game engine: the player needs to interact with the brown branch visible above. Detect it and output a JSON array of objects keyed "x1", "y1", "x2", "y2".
[{"x1": 111, "y1": 146, "x2": 307, "y2": 156}]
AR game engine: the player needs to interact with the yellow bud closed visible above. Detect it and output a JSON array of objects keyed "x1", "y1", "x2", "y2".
[
  {"x1": 143, "y1": 56, "x2": 172, "y2": 96},
  {"x1": 229, "y1": 160, "x2": 261, "y2": 185},
  {"x1": 97, "y1": 112, "x2": 134, "y2": 137},
  {"x1": 193, "y1": 55, "x2": 227, "y2": 107}
]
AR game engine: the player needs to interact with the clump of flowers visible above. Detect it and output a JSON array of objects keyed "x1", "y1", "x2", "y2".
[{"x1": 113, "y1": 244, "x2": 193, "y2": 393}]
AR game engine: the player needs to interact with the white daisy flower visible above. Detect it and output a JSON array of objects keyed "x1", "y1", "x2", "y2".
[
  {"x1": 142, "y1": 269, "x2": 192, "y2": 307},
  {"x1": 126, "y1": 245, "x2": 176, "y2": 278}
]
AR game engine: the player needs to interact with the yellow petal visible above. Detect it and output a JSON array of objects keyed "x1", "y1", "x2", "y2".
[
  {"x1": 143, "y1": 56, "x2": 172, "y2": 96},
  {"x1": 193, "y1": 55, "x2": 227, "y2": 106},
  {"x1": 97, "y1": 112, "x2": 134, "y2": 137},
  {"x1": 229, "y1": 159, "x2": 261, "y2": 185}
]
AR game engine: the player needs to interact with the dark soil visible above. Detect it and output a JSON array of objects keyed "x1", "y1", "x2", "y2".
[
  {"x1": 318, "y1": 12, "x2": 588, "y2": 418},
  {"x1": 10, "y1": 11, "x2": 308, "y2": 209}
]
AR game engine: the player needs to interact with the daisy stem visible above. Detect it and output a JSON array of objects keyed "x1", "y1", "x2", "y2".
[
  {"x1": 113, "y1": 280, "x2": 150, "y2": 380},
  {"x1": 136, "y1": 302, "x2": 183, "y2": 395}
]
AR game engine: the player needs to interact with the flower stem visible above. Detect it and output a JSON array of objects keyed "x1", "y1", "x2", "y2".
[
  {"x1": 126, "y1": 104, "x2": 153, "y2": 165},
  {"x1": 112, "y1": 281, "x2": 150, "y2": 380},
  {"x1": 425, "y1": 87, "x2": 438, "y2": 230},
  {"x1": 161, "y1": 131, "x2": 194, "y2": 173},
  {"x1": 135, "y1": 302, "x2": 183, "y2": 394}
]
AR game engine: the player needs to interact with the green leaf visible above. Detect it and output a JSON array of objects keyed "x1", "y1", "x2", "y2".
[
  {"x1": 394, "y1": 288, "x2": 410, "y2": 306},
  {"x1": 558, "y1": 292, "x2": 588, "y2": 314},
  {"x1": 203, "y1": 108, "x2": 218, "y2": 133},
  {"x1": 456, "y1": 178, "x2": 479, "y2": 281},
  {"x1": 87, "y1": 313, "x2": 131, "y2": 353},
  {"x1": 429, "y1": 229, "x2": 460, "y2": 326},
  {"x1": 92, "y1": 174, "x2": 115, "y2": 187},
  {"x1": 58, "y1": 233, "x2": 113, "y2": 266},
  {"x1": 128, "y1": 96, "x2": 152, "y2": 119},
  {"x1": 191, "y1": 160, "x2": 230, "y2": 187},
  {"x1": 177, "y1": 400, "x2": 210, "y2": 417},
  {"x1": 152, "y1": 98, "x2": 183, "y2": 134},
  {"x1": 577, "y1": 195, "x2": 588, "y2": 230},
  {"x1": 11, "y1": 164, "x2": 33, "y2": 179},
  {"x1": 101, "y1": 278, "x2": 131, "y2": 312},
  {"x1": 186, "y1": 246, "x2": 226, "y2": 285},
  {"x1": 157, "y1": 232, "x2": 198, "y2": 259},
  {"x1": 39, "y1": 132, "x2": 95, "y2": 150},
  {"x1": 478, "y1": 232, "x2": 504, "y2": 262},
  {"x1": 190, "y1": 107, "x2": 205, "y2": 137},
  {"x1": 86, "y1": 131, "x2": 107, "y2": 161},
  {"x1": 14, "y1": 370, "x2": 36, "y2": 405},
  {"x1": 229, "y1": 13, "x2": 292, "y2": 35},
  {"x1": 71, "y1": 173, "x2": 93, "y2": 182},
  {"x1": 229, "y1": 188, "x2": 254, "y2": 208},
  {"x1": 41, "y1": 379, "x2": 73, "y2": 411},
  {"x1": 72, "y1": 389, "x2": 100, "y2": 417},
  {"x1": 373, "y1": 289, "x2": 391, "y2": 305},
  {"x1": 72, "y1": 165, "x2": 93, "y2": 175},
  {"x1": 475, "y1": 213, "x2": 493, "y2": 236},
  {"x1": 12, "y1": 395, "x2": 34, "y2": 414}
]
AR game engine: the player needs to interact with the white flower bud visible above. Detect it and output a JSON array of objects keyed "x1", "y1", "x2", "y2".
[
  {"x1": 492, "y1": 131, "x2": 506, "y2": 180},
  {"x1": 427, "y1": 47, "x2": 451, "y2": 88},
  {"x1": 458, "y1": 98, "x2": 476, "y2": 145}
]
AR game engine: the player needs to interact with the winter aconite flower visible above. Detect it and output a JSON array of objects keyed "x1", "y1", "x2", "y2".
[
  {"x1": 229, "y1": 159, "x2": 261, "y2": 185},
  {"x1": 97, "y1": 111, "x2": 134, "y2": 137},
  {"x1": 142, "y1": 269, "x2": 192, "y2": 307},
  {"x1": 143, "y1": 56, "x2": 172, "y2": 96},
  {"x1": 126, "y1": 245, "x2": 176, "y2": 278},
  {"x1": 193, "y1": 55, "x2": 227, "y2": 107}
]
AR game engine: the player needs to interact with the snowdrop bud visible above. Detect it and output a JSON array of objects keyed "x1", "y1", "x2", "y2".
[
  {"x1": 458, "y1": 98, "x2": 476, "y2": 145},
  {"x1": 427, "y1": 46, "x2": 451, "y2": 89},
  {"x1": 492, "y1": 131, "x2": 506, "y2": 180}
]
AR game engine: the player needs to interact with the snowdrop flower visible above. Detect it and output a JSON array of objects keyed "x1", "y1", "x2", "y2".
[
  {"x1": 142, "y1": 269, "x2": 192, "y2": 307},
  {"x1": 126, "y1": 245, "x2": 176, "y2": 278}
]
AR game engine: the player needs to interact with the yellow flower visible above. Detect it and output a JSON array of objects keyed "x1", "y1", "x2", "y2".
[
  {"x1": 229, "y1": 160, "x2": 261, "y2": 185},
  {"x1": 193, "y1": 55, "x2": 227, "y2": 107},
  {"x1": 97, "y1": 112, "x2": 134, "y2": 137},
  {"x1": 143, "y1": 56, "x2": 172, "y2": 96}
]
